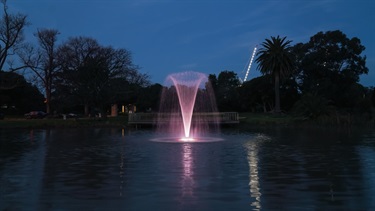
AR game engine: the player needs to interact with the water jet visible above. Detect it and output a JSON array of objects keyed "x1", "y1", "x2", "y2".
[{"x1": 155, "y1": 71, "x2": 221, "y2": 142}]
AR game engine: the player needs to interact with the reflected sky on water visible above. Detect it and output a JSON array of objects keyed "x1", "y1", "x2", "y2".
[{"x1": 0, "y1": 127, "x2": 374, "y2": 210}]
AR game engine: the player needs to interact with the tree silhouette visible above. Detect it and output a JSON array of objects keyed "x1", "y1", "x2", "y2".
[
  {"x1": 294, "y1": 30, "x2": 368, "y2": 110},
  {"x1": 19, "y1": 29, "x2": 60, "y2": 114},
  {"x1": 256, "y1": 36, "x2": 293, "y2": 113},
  {"x1": 0, "y1": 0, "x2": 29, "y2": 90}
]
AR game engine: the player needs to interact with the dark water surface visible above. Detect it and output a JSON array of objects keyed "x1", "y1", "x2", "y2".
[{"x1": 0, "y1": 127, "x2": 374, "y2": 210}]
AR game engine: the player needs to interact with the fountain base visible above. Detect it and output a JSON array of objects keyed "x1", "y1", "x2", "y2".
[{"x1": 150, "y1": 136, "x2": 224, "y2": 143}]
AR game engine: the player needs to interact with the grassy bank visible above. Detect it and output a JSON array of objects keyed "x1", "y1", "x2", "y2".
[
  {"x1": 0, "y1": 116, "x2": 128, "y2": 129},
  {"x1": 0, "y1": 113, "x2": 373, "y2": 129},
  {"x1": 238, "y1": 113, "x2": 302, "y2": 125},
  {"x1": 239, "y1": 112, "x2": 374, "y2": 128},
  {"x1": 1, "y1": 113, "x2": 297, "y2": 129}
]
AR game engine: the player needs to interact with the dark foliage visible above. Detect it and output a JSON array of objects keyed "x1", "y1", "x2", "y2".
[{"x1": 0, "y1": 71, "x2": 44, "y2": 114}]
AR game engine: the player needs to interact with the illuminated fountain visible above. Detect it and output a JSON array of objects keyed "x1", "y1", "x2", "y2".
[{"x1": 153, "y1": 71, "x2": 222, "y2": 142}]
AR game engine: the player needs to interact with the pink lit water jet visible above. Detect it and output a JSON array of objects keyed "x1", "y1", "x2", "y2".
[
  {"x1": 169, "y1": 72, "x2": 205, "y2": 138},
  {"x1": 156, "y1": 71, "x2": 221, "y2": 142}
]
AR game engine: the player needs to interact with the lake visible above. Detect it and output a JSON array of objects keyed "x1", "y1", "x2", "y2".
[{"x1": 1, "y1": 126, "x2": 374, "y2": 210}]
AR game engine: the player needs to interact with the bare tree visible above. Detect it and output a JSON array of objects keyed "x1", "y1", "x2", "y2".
[
  {"x1": 56, "y1": 36, "x2": 102, "y2": 115},
  {"x1": 19, "y1": 29, "x2": 60, "y2": 113},
  {"x1": 0, "y1": 0, "x2": 29, "y2": 89},
  {"x1": 56, "y1": 36, "x2": 149, "y2": 116}
]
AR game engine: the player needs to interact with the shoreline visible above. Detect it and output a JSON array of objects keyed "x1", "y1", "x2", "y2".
[
  {"x1": 0, "y1": 112, "x2": 374, "y2": 130},
  {"x1": 0, "y1": 116, "x2": 128, "y2": 129}
]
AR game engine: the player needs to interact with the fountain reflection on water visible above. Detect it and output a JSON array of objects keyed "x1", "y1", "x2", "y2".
[
  {"x1": 1, "y1": 128, "x2": 375, "y2": 210},
  {"x1": 181, "y1": 144, "x2": 194, "y2": 198}
]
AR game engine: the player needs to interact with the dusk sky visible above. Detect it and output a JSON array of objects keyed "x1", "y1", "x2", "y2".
[{"x1": 8, "y1": 0, "x2": 375, "y2": 86}]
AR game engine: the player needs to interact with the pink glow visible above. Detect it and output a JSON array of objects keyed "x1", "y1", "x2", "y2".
[
  {"x1": 156, "y1": 71, "x2": 220, "y2": 141},
  {"x1": 167, "y1": 72, "x2": 206, "y2": 138},
  {"x1": 180, "y1": 137, "x2": 195, "y2": 142}
]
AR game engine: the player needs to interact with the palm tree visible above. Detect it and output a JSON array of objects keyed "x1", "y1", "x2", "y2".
[{"x1": 255, "y1": 36, "x2": 293, "y2": 113}]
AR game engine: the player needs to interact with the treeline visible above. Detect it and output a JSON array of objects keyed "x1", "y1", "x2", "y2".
[
  {"x1": 121, "y1": 29, "x2": 375, "y2": 124},
  {"x1": 1, "y1": 0, "x2": 374, "y2": 124},
  {"x1": 208, "y1": 30, "x2": 374, "y2": 123},
  {"x1": 0, "y1": 1, "x2": 148, "y2": 116}
]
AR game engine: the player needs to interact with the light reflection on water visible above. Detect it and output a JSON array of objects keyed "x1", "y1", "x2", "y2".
[
  {"x1": 181, "y1": 144, "x2": 194, "y2": 198},
  {"x1": 0, "y1": 127, "x2": 374, "y2": 210},
  {"x1": 244, "y1": 135, "x2": 265, "y2": 211}
]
